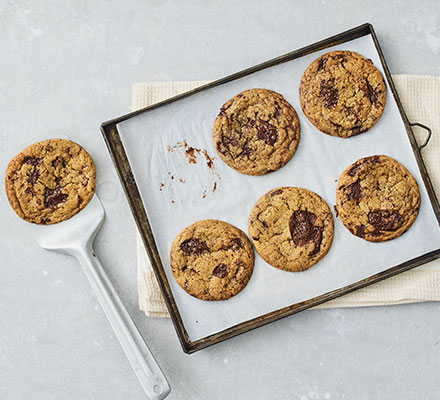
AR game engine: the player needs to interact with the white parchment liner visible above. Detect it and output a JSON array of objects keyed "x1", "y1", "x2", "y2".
[{"x1": 117, "y1": 36, "x2": 440, "y2": 341}]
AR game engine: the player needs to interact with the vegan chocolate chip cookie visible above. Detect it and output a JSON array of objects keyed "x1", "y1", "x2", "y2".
[
  {"x1": 299, "y1": 50, "x2": 386, "y2": 138},
  {"x1": 5, "y1": 139, "x2": 96, "y2": 224},
  {"x1": 336, "y1": 155, "x2": 420, "y2": 242},
  {"x1": 170, "y1": 219, "x2": 255, "y2": 300},
  {"x1": 213, "y1": 88, "x2": 300, "y2": 175},
  {"x1": 248, "y1": 187, "x2": 334, "y2": 272}
]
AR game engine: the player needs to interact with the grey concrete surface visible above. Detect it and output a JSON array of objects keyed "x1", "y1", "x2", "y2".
[{"x1": 1, "y1": 1, "x2": 439, "y2": 399}]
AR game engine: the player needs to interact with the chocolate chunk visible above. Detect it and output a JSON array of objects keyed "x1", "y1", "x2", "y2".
[
  {"x1": 242, "y1": 145, "x2": 254, "y2": 157},
  {"x1": 331, "y1": 54, "x2": 347, "y2": 63},
  {"x1": 23, "y1": 156, "x2": 42, "y2": 166},
  {"x1": 27, "y1": 168, "x2": 40, "y2": 185},
  {"x1": 213, "y1": 263, "x2": 228, "y2": 278},
  {"x1": 348, "y1": 162, "x2": 361, "y2": 177},
  {"x1": 289, "y1": 210, "x2": 323, "y2": 256},
  {"x1": 351, "y1": 126, "x2": 368, "y2": 136},
  {"x1": 345, "y1": 179, "x2": 362, "y2": 202},
  {"x1": 24, "y1": 156, "x2": 42, "y2": 185},
  {"x1": 236, "y1": 260, "x2": 246, "y2": 269},
  {"x1": 180, "y1": 238, "x2": 209, "y2": 256},
  {"x1": 230, "y1": 238, "x2": 243, "y2": 251},
  {"x1": 257, "y1": 213, "x2": 268, "y2": 228},
  {"x1": 256, "y1": 119, "x2": 278, "y2": 145},
  {"x1": 273, "y1": 105, "x2": 282, "y2": 118},
  {"x1": 348, "y1": 156, "x2": 380, "y2": 176},
  {"x1": 52, "y1": 156, "x2": 66, "y2": 168},
  {"x1": 317, "y1": 57, "x2": 328, "y2": 71},
  {"x1": 360, "y1": 80, "x2": 379, "y2": 104},
  {"x1": 368, "y1": 210, "x2": 404, "y2": 232},
  {"x1": 221, "y1": 135, "x2": 238, "y2": 148},
  {"x1": 365, "y1": 155, "x2": 381, "y2": 164},
  {"x1": 44, "y1": 187, "x2": 68, "y2": 208},
  {"x1": 218, "y1": 102, "x2": 232, "y2": 116},
  {"x1": 355, "y1": 224, "x2": 366, "y2": 238},
  {"x1": 270, "y1": 189, "x2": 284, "y2": 197},
  {"x1": 320, "y1": 79, "x2": 339, "y2": 109},
  {"x1": 216, "y1": 141, "x2": 226, "y2": 155}
]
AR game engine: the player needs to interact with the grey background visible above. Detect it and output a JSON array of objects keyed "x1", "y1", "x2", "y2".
[{"x1": 1, "y1": 1, "x2": 439, "y2": 399}]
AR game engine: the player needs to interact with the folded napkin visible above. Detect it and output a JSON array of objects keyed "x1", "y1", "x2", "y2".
[{"x1": 134, "y1": 75, "x2": 440, "y2": 318}]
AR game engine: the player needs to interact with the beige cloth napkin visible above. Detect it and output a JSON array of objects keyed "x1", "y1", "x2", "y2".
[{"x1": 134, "y1": 75, "x2": 440, "y2": 318}]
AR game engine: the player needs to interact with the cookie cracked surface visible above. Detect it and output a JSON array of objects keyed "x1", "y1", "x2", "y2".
[
  {"x1": 5, "y1": 139, "x2": 96, "y2": 224},
  {"x1": 248, "y1": 187, "x2": 334, "y2": 272},
  {"x1": 170, "y1": 220, "x2": 255, "y2": 300},
  {"x1": 299, "y1": 50, "x2": 386, "y2": 138},
  {"x1": 213, "y1": 89, "x2": 300, "y2": 175},
  {"x1": 336, "y1": 155, "x2": 420, "y2": 242}
]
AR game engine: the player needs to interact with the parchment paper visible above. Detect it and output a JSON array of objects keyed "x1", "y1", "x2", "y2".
[{"x1": 117, "y1": 35, "x2": 440, "y2": 341}]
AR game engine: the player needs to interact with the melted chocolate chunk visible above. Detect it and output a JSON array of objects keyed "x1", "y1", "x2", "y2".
[
  {"x1": 213, "y1": 263, "x2": 228, "y2": 278},
  {"x1": 355, "y1": 224, "x2": 366, "y2": 238},
  {"x1": 365, "y1": 155, "x2": 381, "y2": 164},
  {"x1": 289, "y1": 210, "x2": 323, "y2": 256},
  {"x1": 256, "y1": 119, "x2": 278, "y2": 145},
  {"x1": 221, "y1": 135, "x2": 239, "y2": 148},
  {"x1": 180, "y1": 238, "x2": 209, "y2": 256},
  {"x1": 348, "y1": 162, "x2": 361, "y2": 177},
  {"x1": 270, "y1": 189, "x2": 284, "y2": 197},
  {"x1": 351, "y1": 126, "x2": 368, "y2": 136},
  {"x1": 23, "y1": 156, "x2": 42, "y2": 166},
  {"x1": 360, "y1": 80, "x2": 379, "y2": 104},
  {"x1": 27, "y1": 168, "x2": 40, "y2": 185},
  {"x1": 218, "y1": 101, "x2": 233, "y2": 116},
  {"x1": 317, "y1": 57, "x2": 328, "y2": 71},
  {"x1": 320, "y1": 79, "x2": 339, "y2": 109},
  {"x1": 331, "y1": 54, "x2": 348, "y2": 63},
  {"x1": 242, "y1": 145, "x2": 254, "y2": 157},
  {"x1": 236, "y1": 260, "x2": 246, "y2": 268},
  {"x1": 368, "y1": 210, "x2": 403, "y2": 232},
  {"x1": 220, "y1": 237, "x2": 244, "y2": 252},
  {"x1": 348, "y1": 156, "x2": 381, "y2": 176},
  {"x1": 345, "y1": 179, "x2": 362, "y2": 202},
  {"x1": 257, "y1": 213, "x2": 268, "y2": 228},
  {"x1": 44, "y1": 187, "x2": 68, "y2": 208},
  {"x1": 273, "y1": 105, "x2": 282, "y2": 118},
  {"x1": 230, "y1": 238, "x2": 243, "y2": 251},
  {"x1": 52, "y1": 156, "x2": 66, "y2": 168}
]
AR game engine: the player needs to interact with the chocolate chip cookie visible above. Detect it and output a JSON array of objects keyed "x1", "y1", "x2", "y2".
[
  {"x1": 213, "y1": 89, "x2": 300, "y2": 175},
  {"x1": 248, "y1": 187, "x2": 334, "y2": 272},
  {"x1": 336, "y1": 155, "x2": 420, "y2": 242},
  {"x1": 299, "y1": 50, "x2": 386, "y2": 138},
  {"x1": 170, "y1": 220, "x2": 255, "y2": 300},
  {"x1": 5, "y1": 139, "x2": 96, "y2": 224}
]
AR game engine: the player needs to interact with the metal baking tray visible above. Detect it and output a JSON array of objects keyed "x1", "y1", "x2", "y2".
[{"x1": 101, "y1": 23, "x2": 440, "y2": 353}]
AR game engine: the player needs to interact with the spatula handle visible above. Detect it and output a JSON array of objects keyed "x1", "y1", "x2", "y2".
[{"x1": 75, "y1": 244, "x2": 170, "y2": 400}]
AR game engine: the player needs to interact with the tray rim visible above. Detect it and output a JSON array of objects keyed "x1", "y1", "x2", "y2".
[{"x1": 101, "y1": 22, "x2": 440, "y2": 354}]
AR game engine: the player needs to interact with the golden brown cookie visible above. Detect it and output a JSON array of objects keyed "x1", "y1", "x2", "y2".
[
  {"x1": 336, "y1": 155, "x2": 420, "y2": 242},
  {"x1": 170, "y1": 220, "x2": 255, "y2": 300},
  {"x1": 213, "y1": 89, "x2": 300, "y2": 175},
  {"x1": 299, "y1": 50, "x2": 386, "y2": 138},
  {"x1": 5, "y1": 139, "x2": 96, "y2": 224},
  {"x1": 248, "y1": 187, "x2": 334, "y2": 272}
]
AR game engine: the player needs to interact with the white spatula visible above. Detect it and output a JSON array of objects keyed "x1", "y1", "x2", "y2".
[{"x1": 30, "y1": 195, "x2": 171, "y2": 399}]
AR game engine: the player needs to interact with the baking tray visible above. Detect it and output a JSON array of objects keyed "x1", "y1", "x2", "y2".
[{"x1": 101, "y1": 23, "x2": 440, "y2": 353}]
